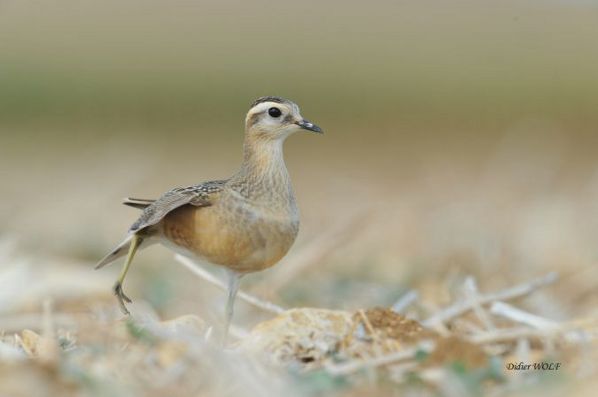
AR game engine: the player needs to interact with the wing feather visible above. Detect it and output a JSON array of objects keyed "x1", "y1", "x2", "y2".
[
  {"x1": 123, "y1": 197, "x2": 155, "y2": 209},
  {"x1": 129, "y1": 180, "x2": 226, "y2": 232}
]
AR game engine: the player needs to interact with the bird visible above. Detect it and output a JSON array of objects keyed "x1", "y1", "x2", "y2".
[{"x1": 96, "y1": 96, "x2": 322, "y2": 341}]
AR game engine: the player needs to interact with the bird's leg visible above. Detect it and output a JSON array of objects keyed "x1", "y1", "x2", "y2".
[
  {"x1": 113, "y1": 234, "x2": 143, "y2": 315},
  {"x1": 222, "y1": 270, "x2": 243, "y2": 345}
]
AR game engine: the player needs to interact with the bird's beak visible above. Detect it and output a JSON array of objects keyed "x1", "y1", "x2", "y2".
[{"x1": 295, "y1": 119, "x2": 323, "y2": 134}]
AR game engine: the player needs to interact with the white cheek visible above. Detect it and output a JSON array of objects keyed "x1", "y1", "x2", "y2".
[
  {"x1": 259, "y1": 117, "x2": 280, "y2": 129},
  {"x1": 280, "y1": 124, "x2": 300, "y2": 137}
]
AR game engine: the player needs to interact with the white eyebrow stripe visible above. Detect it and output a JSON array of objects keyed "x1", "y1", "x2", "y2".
[{"x1": 248, "y1": 102, "x2": 283, "y2": 116}]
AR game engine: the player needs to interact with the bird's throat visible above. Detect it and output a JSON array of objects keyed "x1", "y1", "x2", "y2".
[{"x1": 234, "y1": 137, "x2": 293, "y2": 200}]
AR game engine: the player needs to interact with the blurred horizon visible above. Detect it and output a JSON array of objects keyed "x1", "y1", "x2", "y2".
[{"x1": 2, "y1": 0, "x2": 598, "y2": 132}]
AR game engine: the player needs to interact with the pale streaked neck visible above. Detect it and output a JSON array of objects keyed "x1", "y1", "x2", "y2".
[
  {"x1": 230, "y1": 135, "x2": 294, "y2": 200},
  {"x1": 240, "y1": 136, "x2": 288, "y2": 181}
]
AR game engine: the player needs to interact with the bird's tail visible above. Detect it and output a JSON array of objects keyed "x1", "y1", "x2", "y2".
[
  {"x1": 95, "y1": 234, "x2": 134, "y2": 269},
  {"x1": 122, "y1": 197, "x2": 155, "y2": 209}
]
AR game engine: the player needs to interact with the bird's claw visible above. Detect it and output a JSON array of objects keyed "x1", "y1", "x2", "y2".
[{"x1": 113, "y1": 281, "x2": 132, "y2": 315}]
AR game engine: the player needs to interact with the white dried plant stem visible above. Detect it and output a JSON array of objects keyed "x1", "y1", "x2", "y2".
[
  {"x1": 175, "y1": 254, "x2": 285, "y2": 315},
  {"x1": 324, "y1": 340, "x2": 435, "y2": 376},
  {"x1": 423, "y1": 272, "x2": 558, "y2": 328},
  {"x1": 464, "y1": 276, "x2": 495, "y2": 330},
  {"x1": 490, "y1": 301, "x2": 558, "y2": 330},
  {"x1": 392, "y1": 290, "x2": 419, "y2": 314}
]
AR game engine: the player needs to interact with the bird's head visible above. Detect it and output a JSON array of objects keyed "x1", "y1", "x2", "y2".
[{"x1": 245, "y1": 96, "x2": 322, "y2": 141}]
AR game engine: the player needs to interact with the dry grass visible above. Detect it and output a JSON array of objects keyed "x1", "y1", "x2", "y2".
[{"x1": 1, "y1": 228, "x2": 596, "y2": 396}]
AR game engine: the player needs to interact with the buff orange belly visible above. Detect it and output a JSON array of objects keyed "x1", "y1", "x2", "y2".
[{"x1": 161, "y1": 203, "x2": 298, "y2": 273}]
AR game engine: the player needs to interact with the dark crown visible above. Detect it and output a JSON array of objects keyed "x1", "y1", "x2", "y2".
[{"x1": 250, "y1": 96, "x2": 289, "y2": 109}]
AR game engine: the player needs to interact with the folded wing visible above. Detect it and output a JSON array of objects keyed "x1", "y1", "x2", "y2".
[{"x1": 129, "y1": 180, "x2": 227, "y2": 233}]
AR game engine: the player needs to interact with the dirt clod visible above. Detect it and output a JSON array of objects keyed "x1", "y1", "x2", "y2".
[
  {"x1": 425, "y1": 336, "x2": 488, "y2": 369},
  {"x1": 359, "y1": 307, "x2": 435, "y2": 343}
]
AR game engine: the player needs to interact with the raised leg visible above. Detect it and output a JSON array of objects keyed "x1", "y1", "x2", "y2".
[
  {"x1": 222, "y1": 270, "x2": 243, "y2": 345},
  {"x1": 113, "y1": 234, "x2": 143, "y2": 315}
]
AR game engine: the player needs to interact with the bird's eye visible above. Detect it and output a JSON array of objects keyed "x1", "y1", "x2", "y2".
[{"x1": 268, "y1": 107, "x2": 282, "y2": 118}]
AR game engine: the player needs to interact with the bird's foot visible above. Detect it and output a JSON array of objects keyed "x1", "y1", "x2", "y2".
[{"x1": 113, "y1": 281, "x2": 132, "y2": 315}]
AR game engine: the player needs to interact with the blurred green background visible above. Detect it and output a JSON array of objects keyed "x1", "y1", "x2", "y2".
[
  {"x1": 2, "y1": 0, "x2": 598, "y2": 131},
  {"x1": 1, "y1": 0, "x2": 598, "y2": 314}
]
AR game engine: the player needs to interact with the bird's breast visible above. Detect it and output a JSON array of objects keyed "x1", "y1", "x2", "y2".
[{"x1": 161, "y1": 199, "x2": 299, "y2": 273}]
